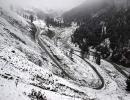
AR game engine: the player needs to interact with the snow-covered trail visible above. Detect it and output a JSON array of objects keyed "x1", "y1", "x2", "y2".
[
  {"x1": 35, "y1": 27, "x2": 110, "y2": 91},
  {"x1": 35, "y1": 27, "x2": 104, "y2": 89},
  {"x1": 38, "y1": 36, "x2": 75, "y2": 80},
  {"x1": 50, "y1": 27, "x2": 130, "y2": 100},
  {"x1": 36, "y1": 27, "x2": 75, "y2": 79},
  {"x1": 65, "y1": 49, "x2": 105, "y2": 90},
  {"x1": 105, "y1": 60, "x2": 129, "y2": 78},
  {"x1": 1, "y1": 5, "x2": 130, "y2": 99},
  {"x1": 32, "y1": 18, "x2": 130, "y2": 99}
]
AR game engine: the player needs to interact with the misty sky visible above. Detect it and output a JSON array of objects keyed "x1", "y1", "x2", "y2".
[
  {"x1": 2, "y1": 0, "x2": 87, "y2": 11},
  {"x1": 1, "y1": 0, "x2": 125, "y2": 12}
]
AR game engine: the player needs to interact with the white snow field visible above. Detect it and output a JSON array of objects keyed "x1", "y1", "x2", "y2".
[{"x1": 0, "y1": 3, "x2": 130, "y2": 100}]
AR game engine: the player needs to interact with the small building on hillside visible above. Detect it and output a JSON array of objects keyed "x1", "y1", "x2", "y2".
[{"x1": 54, "y1": 17, "x2": 64, "y2": 24}]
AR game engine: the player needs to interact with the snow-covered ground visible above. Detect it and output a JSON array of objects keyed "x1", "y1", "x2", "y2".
[
  {"x1": 0, "y1": 3, "x2": 130, "y2": 100},
  {"x1": 38, "y1": 24, "x2": 130, "y2": 100},
  {"x1": 0, "y1": 5, "x2": 87, "y2": 100}
]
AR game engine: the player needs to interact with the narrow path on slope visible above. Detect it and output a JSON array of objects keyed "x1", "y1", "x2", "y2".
[
  {"x1": 72, "y1": 49, "x2": 129, "y2": 79},
  {"x1": 66, "y1": 49, "x2": 104, "y2": 90},
  {"x1": 105, "y1": 60, "x2": 129, "y2": 78},
  {"x1": 38, "y1": 37, "x2": 75, "y2": 80},
  {"x1": 35, "y1": 27, "x2": 104, "y2": 90},
  {"x1": 81, "y1": 59, "x2": 104, "y2": 89},
  {"x1": 35, "y1": 27, "x2": 105, "y2": 90},
  {"x1": 37, "y1": 27, "x2": 130, "y2": 100},
  {"x1": 36, "y1": 27, "x2": 75, "y2": 80}
]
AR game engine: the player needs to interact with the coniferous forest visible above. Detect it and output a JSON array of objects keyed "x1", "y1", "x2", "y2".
[{"x1": 63, "y1": 2, "x2": 130, "y2": 67}]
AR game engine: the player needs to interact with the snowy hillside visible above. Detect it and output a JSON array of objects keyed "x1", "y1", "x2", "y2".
[
  {"x1": 0, "y1": 5, "x2": 88, "y2": 100},
  {"x1": 0, "y1": 2, "x2": 130, "y2": 100}
]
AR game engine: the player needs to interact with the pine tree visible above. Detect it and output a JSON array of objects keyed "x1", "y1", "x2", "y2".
[{"x1": 29, "y1": 15, "x2": 34, "y2": 23}]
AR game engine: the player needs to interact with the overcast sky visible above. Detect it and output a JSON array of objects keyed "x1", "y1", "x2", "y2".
[
  {"x1": 1, "y1": 0, "x2": 125, "y2": 12},
  {"x1": 1, "y1": 0, "x2": 87, "y2": 11}
]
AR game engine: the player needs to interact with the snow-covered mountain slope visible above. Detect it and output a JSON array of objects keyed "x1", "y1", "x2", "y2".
[
  {"x1": 38, "y1": 35, "x2": 101, "y2": 88},
  {"x1": 0, "y1": 4, "x2": 130, "y2": 100},
  {"x1": 37, "y1": 24, "x2": 130, "y2": 100},
  {"x1": 0, "y1": 6, "x2": 88, "y2": 100}
]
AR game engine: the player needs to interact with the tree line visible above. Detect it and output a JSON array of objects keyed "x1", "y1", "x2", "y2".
[{"x1": 69, "y1": 6, "x2": 130, "y2": 67}]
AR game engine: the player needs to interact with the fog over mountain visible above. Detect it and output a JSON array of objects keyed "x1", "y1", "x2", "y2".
[
  {"x1": 0, "y1": 0, "x2": 130, "y2": 99},
  {"x1": 63, "y1": 0, "x2": 129, "y2": 18},
  {"x1": 1, "y1": 0, "x2": 129, "y2": 13},
  {"x1": 0, "y1": 0, "x2": 86, "y2": 12}
]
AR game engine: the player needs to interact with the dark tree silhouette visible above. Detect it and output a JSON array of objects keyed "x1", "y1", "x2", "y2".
[
  {"x1": 29, "y1": 15, "x2": 34, "y2": 23},
  {"x1": 126, "y1": 76, "x2": 130, "y2": 92},
  {"x1": 69, "y1": 6, "x2": 130, "y2": 67}
]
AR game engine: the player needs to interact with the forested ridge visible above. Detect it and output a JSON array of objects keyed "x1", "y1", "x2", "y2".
[{"x1": 63, "y1": 1, "x2": 130, "y2": 67}]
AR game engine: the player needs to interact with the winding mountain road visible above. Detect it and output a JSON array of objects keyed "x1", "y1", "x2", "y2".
[
  {"x1": 35, "y1": 27, "x2": 105, "y2": 90},
  {"x1": 106, "y1": 60, "x2": 129, "y2": 78},
  {"x1": 36, "y1": 27, "x2": 75, "y2": 80},
  {"x1": 66, "y1": 49, "x2": 105, "y2": 89}
]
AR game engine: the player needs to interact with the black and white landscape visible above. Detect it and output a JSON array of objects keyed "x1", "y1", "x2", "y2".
[{"x1": 0, "y1": 0, "x2": 130, "y2": 100}]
